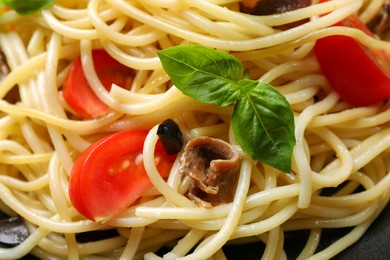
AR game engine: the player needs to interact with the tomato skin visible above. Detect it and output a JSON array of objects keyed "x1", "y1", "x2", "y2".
[
  {"x1": 63, "y1": 50, "x2": 134, "y2": 119},
  {"x1": 314, "y1": 12, "x2": 390, "y2": 106},
  {"x1": 68, "y1": 130, "x2": 175, "y2": 222},
  {"x1": 1, "y1": 7, "x2": 10, "y2": 13}
]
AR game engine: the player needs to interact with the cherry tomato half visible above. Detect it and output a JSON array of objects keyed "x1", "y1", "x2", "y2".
[
  {"x1": 68, "y1": 130, "x2": 175, "y2": 222},
  {"x1": 63, "y1": 50, "x2": 134, "y2": 119},
  {"x1": 314, "y1": 4, "x2": 390, "y2": 106}
]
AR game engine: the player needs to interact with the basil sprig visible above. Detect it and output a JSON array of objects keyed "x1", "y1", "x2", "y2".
[
  {"x1": 0, "y1": 0, "x2": 54, "y2": 15},
  {"x1": 158, "y1": 45, "x2": 295, "y2": 173}
]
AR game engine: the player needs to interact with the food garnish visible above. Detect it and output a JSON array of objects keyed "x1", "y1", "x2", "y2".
[
  {"x1": 180, "y1": 136, "x2": 240, "y2": 208},
  {"x1": 158, "y1": 45, "x2": 295, "y2": 173},
  {"x1": 0, "y1": 0, "x2": 55, "y2": 15},
  {"x1": 68, "y1": 130, "x2": 175, "y2": 222}
]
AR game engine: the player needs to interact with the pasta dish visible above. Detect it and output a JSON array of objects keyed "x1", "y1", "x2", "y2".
[{"x1": 0, "y1": 0, "x2": 389, "y2": 259}]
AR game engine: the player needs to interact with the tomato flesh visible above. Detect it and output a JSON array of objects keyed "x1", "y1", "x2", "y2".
[
  {"x1": 68, "y1": 130, "x2": 175, "y2": 221},
  {"x1": 63, "y1": 50, "x2": 134, "y2": 119},
  {"x1": 314, "y1": 10, "x2": 390, "y2": 106}
]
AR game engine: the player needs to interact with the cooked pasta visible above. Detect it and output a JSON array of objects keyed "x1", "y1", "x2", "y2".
[{"x1": 0, "y1": 0, "x2": 389, "y2": 259}]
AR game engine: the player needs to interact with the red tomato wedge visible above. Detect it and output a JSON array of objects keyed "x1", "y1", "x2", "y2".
[
  {"x1": 1, "y1": 7, "x2": 10, "y2": 13},
  {"x1": 63, "y1": 50, "x2": 134, "y2": 119},
  {"x1": 314, "y1": 5, "x2": 390, "y2": 106},
  {"x1": 68, "y1": 130, "x2": 175, "y2": 222}
]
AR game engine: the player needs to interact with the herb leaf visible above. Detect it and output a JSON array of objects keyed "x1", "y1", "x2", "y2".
[
  {"x1": 232, "y1": 80, "x2": 295, "y2": 173},
  {"x1": 0, "y1": 0, "x2": 54, "y2": 15},
  {"x1": 158, "y1": 45, "x2": 295, "y2": 173},
  {"x1": 157, "y1": 45, "x2": 242, "y2": 106}
]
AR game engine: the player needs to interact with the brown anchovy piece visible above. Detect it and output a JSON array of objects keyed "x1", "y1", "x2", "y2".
[{"x1": 179, "y1": 137, "x2": 240, "y2": 208}]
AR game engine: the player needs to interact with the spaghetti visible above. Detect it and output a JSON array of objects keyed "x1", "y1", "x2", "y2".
[{"x1": 0, "y1": 0, "x2": 389, "y2": 259}]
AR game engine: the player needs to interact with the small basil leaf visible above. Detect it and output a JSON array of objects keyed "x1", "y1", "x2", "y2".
[
  {"x1": 1, "y1": 0, "x2": 55, "y2": 15},
  {"x1": 232, "y1": 79, "x2": 295, "y2": 173},
  {"x1": 158, "y1": 45, "x2": 242, "y2": 106}
]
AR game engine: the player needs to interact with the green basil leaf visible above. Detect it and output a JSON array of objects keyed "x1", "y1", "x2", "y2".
[
  {"x1": 232, "y1": 79, "x2": 295, "y2": 173},
  {"x1": 158, "y1": 45, "x2": 243, "y2": 106},
  {"x1": 158, "y1": 45, "x2": 296, "y2": 173},
  {"x1": 1, "y1": 0, "x2": 54, "y2": 15}
]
